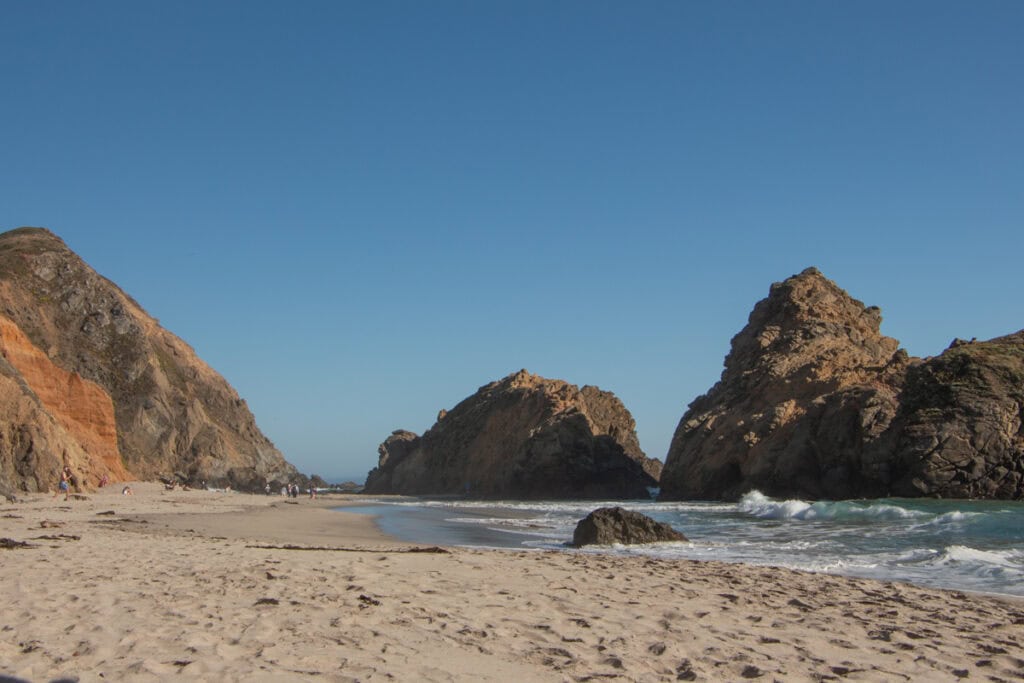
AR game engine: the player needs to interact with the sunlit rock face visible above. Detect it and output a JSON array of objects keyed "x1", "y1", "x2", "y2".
[
  {"x1": 0, "y1": 314, "x2": 127, "y2": 491},
  {"x1": 0, "y1": 227, "x2": 299, "y2": 492},
  {"x1": 365, "y1": 370, "x2": 661, "y2": 499},
  {"x1": 661, "y1": 267, "x2": 1024, "y2": 501}
]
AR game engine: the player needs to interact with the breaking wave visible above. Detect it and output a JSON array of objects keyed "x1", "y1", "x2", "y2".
[{"x1": 740, "y1": 490, "x2": 931, "y2": 523}]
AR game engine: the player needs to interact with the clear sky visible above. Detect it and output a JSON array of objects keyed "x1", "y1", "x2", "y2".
[{"x1": 3, "y1": 2, "x2": 1022, "y2": 482}]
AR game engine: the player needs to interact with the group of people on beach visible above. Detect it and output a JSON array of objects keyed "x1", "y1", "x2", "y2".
[
  {"x1": 266, "y1": 482, "x2": 315, "y2": 499},
  {"x1": 49, "y1": 448, "x2": 126, "y2": 502},
  {"x1": 53, "y1": 468, "x2": 316, "y2": 501},
  {"x1": 54, "y1": 463, "x2": 127, "y2": 499}
]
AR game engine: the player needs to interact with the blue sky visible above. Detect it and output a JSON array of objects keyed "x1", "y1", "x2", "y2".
[{"x1": 3, "y1": 2, "x2": 1022, "y2": 481}]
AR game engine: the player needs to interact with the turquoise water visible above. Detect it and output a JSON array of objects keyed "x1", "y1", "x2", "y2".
[{"x1": 342, "y1": 491, "x2": 1024, "y2": 597}]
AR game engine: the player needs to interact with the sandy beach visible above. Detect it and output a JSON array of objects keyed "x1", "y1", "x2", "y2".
[{"x1": 2, "y1": 484, "x2": 1023, "y2": 682}]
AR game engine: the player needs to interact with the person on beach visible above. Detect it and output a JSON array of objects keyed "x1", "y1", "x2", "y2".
[
  {"x1": 54, "y1": 466, "x2": 71, "y2": 501},
  {"x1": 122, "y1": 485, "x2": 133, "y2": 496}
]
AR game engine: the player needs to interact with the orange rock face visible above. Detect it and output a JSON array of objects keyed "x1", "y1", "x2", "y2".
[{"x1": 0, "y1": 315, "x2": 130, "y2": 487}]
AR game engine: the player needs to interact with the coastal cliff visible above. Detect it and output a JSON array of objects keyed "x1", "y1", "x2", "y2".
[
  {"x1": 660, "y1": 267, "x2": 1024, "y2": 501},
  {"x1": 0, "y1": 227, "x2": 299, "y2": 492},
  {"x1": 895, "y1": 332, "x2": 1024, "y2": 498},
  {"x1": 364, "y1": 370, "x2": 661, "y2": 499}
]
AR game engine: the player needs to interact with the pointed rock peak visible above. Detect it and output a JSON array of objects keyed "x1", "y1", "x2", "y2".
[
  {"x1": 720, "y1": 269, "x2": 902, "y2": 394},
  {"x1": 509, "y1": 367, "x2": 535, "y2": 382},
  {"x1": 766, "y1": 267, "x2": 867, "y2": 314},
  {"x1": 743, "y1": 268, "x2": 890, "y2": 347},
  {"x1": 499, "y1": 368, "x2": 545, "y2": 390}
]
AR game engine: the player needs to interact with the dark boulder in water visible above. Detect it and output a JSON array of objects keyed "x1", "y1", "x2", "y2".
[{"x1": 572, "y1": 507, "x2": 687, "y2": 547}]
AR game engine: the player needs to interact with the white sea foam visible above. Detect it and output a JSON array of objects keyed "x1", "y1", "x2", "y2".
[
  {"x1": 893, "y1": 547, "x2": 942, "y2": 564},
  {"x1": 737, "y1": 490, "x2": 925, "y2": 522},
  {"x1": 910, "y1": 510, "x2": 979, "y2": 529},
  {"x1": 937, "y1": 545, "x2": 1021, "y2": 568},
  {"x1": 444, "y1": 516, "x2": 571, "y2": 538}
]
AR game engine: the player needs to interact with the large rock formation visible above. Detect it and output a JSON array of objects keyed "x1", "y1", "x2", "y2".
[
  {"x1": 660, "y1": 267, "x2": 1024, "y2": 501},
  {"x1": 0, "y1": 227, "x2": 300, "y2": 492},
  {"x1": 364, "y1": 370, "x2": 661, "y2": 499}
]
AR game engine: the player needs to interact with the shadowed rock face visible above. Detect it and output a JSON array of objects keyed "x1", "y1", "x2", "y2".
[
  {"x1": 894, "y1": 333, "x2": 1024, "y2": 498},
  {"x1": 0, "y1": 227, "x2": 299, "y2": 492},
  {"x1": 365, "y1": 370, "x2": 661, "y2": 499},
  {"x1": 661, "y1": 268, "x2": 1024, "y2": 501}
]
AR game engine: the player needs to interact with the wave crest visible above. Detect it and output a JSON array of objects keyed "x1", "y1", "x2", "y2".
[{"x1": 737, "y1": 490, "x2": 925, "y2": 522}]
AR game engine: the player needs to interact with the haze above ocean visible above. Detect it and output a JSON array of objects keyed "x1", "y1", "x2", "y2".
[{"x1": 342, "y1": 492, "x2": 1024, "y2": 598}]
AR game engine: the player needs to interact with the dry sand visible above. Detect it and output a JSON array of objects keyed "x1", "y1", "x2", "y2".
[{"x1": 2, "y1": 483, "x2": 1023, "y2": 682}]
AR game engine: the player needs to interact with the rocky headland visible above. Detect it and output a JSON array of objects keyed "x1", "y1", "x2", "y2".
[
  {"x1": 364, "y1": 370, "x2": 661, "y2": 499},
  {"x1": 0, "y1": 227, "x2": 300, "y2": 493},
  {"x1": 660, "y1": 267, "x2": 1024, "y2": 501}
]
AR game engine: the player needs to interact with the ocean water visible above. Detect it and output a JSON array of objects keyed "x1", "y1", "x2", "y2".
[{"x1": 341, "y1": 491, "x2": 1024, "y2": 597}]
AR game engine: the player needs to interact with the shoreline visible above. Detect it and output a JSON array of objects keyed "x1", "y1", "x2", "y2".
[
  {"x1": 335, "y1": 493, "x2": 1024, "y2": 600},
  {"x1": 2, "y1": 482, "x2": 1023, "y2": 681}
]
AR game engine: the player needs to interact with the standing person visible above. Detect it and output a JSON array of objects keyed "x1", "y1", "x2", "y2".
[{"x1": 54, "y1": 466, "x2": 71, "y2": 501}]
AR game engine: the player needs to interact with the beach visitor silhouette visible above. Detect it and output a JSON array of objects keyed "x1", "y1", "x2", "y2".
[{"x1": 53, "y1": 465, "x2": 71, "y2": 501}]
